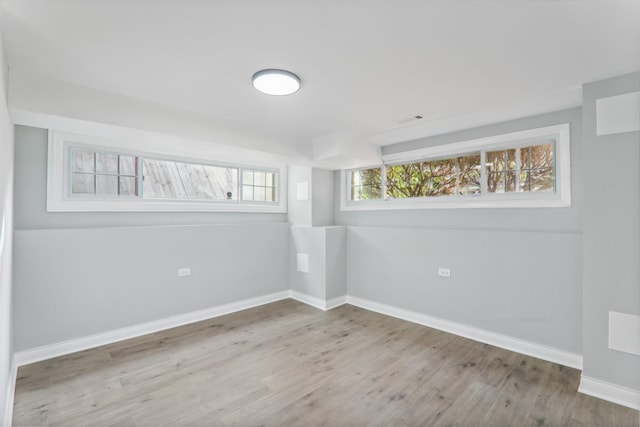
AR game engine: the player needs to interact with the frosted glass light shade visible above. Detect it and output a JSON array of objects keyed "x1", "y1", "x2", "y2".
[{"x1": 252, "y1": 69, "x2": 300, "y2": 96}]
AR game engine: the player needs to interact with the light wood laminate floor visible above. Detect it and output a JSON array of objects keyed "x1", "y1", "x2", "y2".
[{"x1": 13, "y1": 299, "x2": 639, "y2": 426}]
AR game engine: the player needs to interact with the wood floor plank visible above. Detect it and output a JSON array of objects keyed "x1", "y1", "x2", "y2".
[{"x1": 12, "y1": 300, "x2": 639, "y2": 427}]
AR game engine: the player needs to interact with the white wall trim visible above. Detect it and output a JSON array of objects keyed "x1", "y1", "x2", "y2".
[
  {"x1": 289, "y1": 291, "x2": 348, "y2": 311},
  {"x1": 14, "y1": 290, "x2": 290, "y2": 367},
  {"x1": 326, "y1": 295, "x2": 349, "y2": 310},
  {"x1": 289, "y1": 290, "x2": 327, "y2": 311},
  {"x1": 346, "y1": 295, "x2": 583, "y2": 370},
  {"x1": 578, "y1": 375, "x2": 640, "y2": 410},
  {"x1": 2, "y1": 356, "x2": 16, "y2": 427}
]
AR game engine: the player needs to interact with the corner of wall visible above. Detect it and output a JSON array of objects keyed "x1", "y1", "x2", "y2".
[
  {"x1": 581, "y1": 71, "x2": 640, "y2": 397},
  {"x1": 0, "y1": 24, "x2": 15, "y2": 427},
  {"x1": 1, "y1": 355, "x2": 16, "y2": 427}
]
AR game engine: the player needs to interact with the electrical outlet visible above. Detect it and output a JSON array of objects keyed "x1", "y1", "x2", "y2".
[
  {"x1": 297, "y1": 253, "x2": 309, "y2": 273},
  {"x1": 178, "y1": 267, "x2": 191, "y2": 277},
  {"x1": 438, "y1": 267, "x2": 451, "y2": 278}
]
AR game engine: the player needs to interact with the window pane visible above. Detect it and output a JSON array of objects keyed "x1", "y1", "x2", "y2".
[
  {"x1": 265, "y1": 172, "x2": 275, "y2": 187},
  {"x1": 519, "y1": 171, "x2": 530, "y2": 192},
  {"x1": 266, "y1": 187, "x2": 275, "y2": 202},
  {"x1": 72, "y1": 151, "x2": 95, "y2": 173},
  {"x1": 119, "y1": 156, "x2": 137, "y2": 176},
  {"x1": 486, "y1": 151, "x2": 505, "y2": 172},
  {"x1": 530, "y1": 143, "x2": 554, "y2": 170},
  {"x1": 353, "y1": 186, "x2": 363, "y2": 200},
  {"x1": 486, "y1": 144, "x2": 555, "y2": 194},
  {"x1": 254, "y1": 171, "x2": 266, "y2": 186},
  {"x1": 143, "y1": 159, "x2": 185, "y2": 198},
  {"x1": 430, "y1": 159, "x2": 458, "y2": 188},
  {"x1": 519, "y1": 143, "x2": 554, "y2": 193},
  {"x1": 119, "y1": 177, "x2": 137, "y2": 196},
  {"x1": 96, "y1": 153, "x2": 118, "y2": 174},
  {"x1": 96, "y1": 175, "x2": 118, "y2": 195},
  {"x1": 487, "y1": 172, "x2": 505, "y2": 193},
  {"x1": 428, "y1": 159, "x2": 457, "y2": 197},
  {"x1": 203, "y1": 165, "x2": 238, "y2": 200},
  {"x1": 175, "y1": 162, "x2": 204, "y2": 198},
  {"x1": 387, "y1": 159, "x2": 456, "y2": 199},
  {"x1": 243, "y1": 170, "x2": 254, "y2": 185},
  {"x1": 506, "y1": 149, "x2": 517, "y2": 170},
  {"x1": 72, "y1": 173, "x2": 95, "y2": 194},
  {"x1": 458, "y1": 154, "x2": 481, "y2": 195},
  {"x1": 242, "y1": 185, "x2": 254, "y2": 200},
  {"x1": 143, "y1": 159, "x2": 237, "y2": 200},
  {"x1": 530, "y1": 168, "x2": 554, "y2": 192},
  {"x1": 506, "y1": 171, "x2": 517, "y2": 192},
  {"x1": 520, "y1": 146, "x2": 531, "y2": 170},
  {"x1": 386, "y1": 163, "x2": 415, "y2": 199},
  {"x1": 254, "y1": 186, "x2": 266, "y2": 201},
  {"x1": 240, "y1": 169, "x2": 278, "y2": 203},
  {"x1": 351, "y1": 168, "x2": 382, "y2": 200}
]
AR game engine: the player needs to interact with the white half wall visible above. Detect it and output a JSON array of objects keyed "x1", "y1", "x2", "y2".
[{"x1": 289, "y1": 225, "x2": 347, "y2": 304}]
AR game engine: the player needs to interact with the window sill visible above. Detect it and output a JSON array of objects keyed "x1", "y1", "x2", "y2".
[
  {"x1": 46, "y1": 199, "x2": 287, "y2": 213},
  {"x1": 341, "y1": 195, "x2": 570, "y2": 211}
]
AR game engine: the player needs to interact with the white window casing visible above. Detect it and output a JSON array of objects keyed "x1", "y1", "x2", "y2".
[
  {"x1": 340, "y1": 123, "x2": 571, "y2": 210},
  {"x1": 47, "y1": 131, "x2": 287, "y2": 213}
]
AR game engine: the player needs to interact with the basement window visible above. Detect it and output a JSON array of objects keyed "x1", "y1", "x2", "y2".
[
  {"x1": 341, "y1": 123, "x2": 570, "y2": 210},
  {"x1": 142, "y1": 158, "x2": 239, "y2": 201},
  {"x1": 71, "y1": 149, "x2": 139, "y2": 196},
  {"x1": 47, "y1": 132, "x2": 285, "y2": 213}
]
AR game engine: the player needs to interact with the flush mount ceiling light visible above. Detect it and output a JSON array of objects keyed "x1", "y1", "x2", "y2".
[{"x1": 252, "y1": 69, "x2": 301, "y2": 96}]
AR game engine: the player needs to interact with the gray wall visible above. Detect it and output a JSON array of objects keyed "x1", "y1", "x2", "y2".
[
  {"x1": 289, "y1": 226, "x2": 327, "y2": 300},
  {"x1": 13, "y1": 124, "x2": 290, "y2": 352},
  {"x1": 311, "y1": 168, "x2": 334, "y2": 227},
  {"x1": 13, "y1": 222, "x2": 289, "y2": 351},
  {"x1": 289, "y1": 226, "x2": 346, "y2": 302},
  {"x1": 335, "y1": 108, "x2": 584, "y2": 353},
  {"x1": 287, "y1": 165, "x2": 312, "y2": 226},
  {"x1": 287, "y1": 165, "x2": 341, "y2": 304},
  {"x1": 582, "y1": 72, "x2": 640, "y2": 390},
  {"x1": 286, "y1": 166, "x2": 334, "y2": 227},
  {"x1": 347, "y1": 227, "x2": 582, "y2": 352},
  {"x1": 14, "y1": 125, "x2": 287, "y2": 230},
  {"x1": 325, "y1": 227, "x2": 346, "y2": 300}
]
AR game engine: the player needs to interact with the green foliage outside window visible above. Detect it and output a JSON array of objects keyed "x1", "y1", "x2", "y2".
[{"x1": 349, "y1": 142, "x2": 554, "y2": 202}]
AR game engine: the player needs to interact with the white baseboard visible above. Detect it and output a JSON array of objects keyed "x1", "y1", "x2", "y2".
[
  {"x1": 289, "y1": 291, "x2": 348, "y2": 311},
  {"x1": 289, "y1": 290, "x2": 327, "y2": 310},
  {"x1": 14, "y1": 290, "x2": 290, "y2": 367},
  {"x1": 346, "y1": 295, "x2": 583, "y2": 370},
  {"x1": 579, "y1": 375, "x2": 640, "y2": 410},
  {"x1": 326, "y1": 295, "x2": 348, "y2": 310},
  {"x1": 2, "y1": 356, "x2": 16, "y2": 427},
  {"x1": 10, "y1": 290, "x2": 583, "y2": 371}
]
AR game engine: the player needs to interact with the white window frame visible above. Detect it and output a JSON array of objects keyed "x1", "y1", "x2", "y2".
[
  {"x1": 47, "y1": 131, "x2": 287, "y2": 213},
  {"x1": 340, "y1": 123, "x2": 571, "y2": 210}
]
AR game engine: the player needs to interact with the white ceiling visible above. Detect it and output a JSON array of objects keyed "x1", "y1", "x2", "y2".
[{"x1": 1, "y1": 0, "x2": 639, "y2": 165}]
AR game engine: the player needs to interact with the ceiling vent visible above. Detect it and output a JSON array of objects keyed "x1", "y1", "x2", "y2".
[{"x1": 396, "y1": 114, "x2": 425, "y2": 124}]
